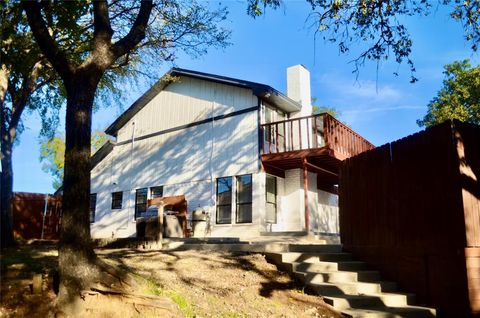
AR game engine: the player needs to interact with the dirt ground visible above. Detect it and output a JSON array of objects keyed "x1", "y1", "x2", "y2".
[{"x1": 1, "y1": 243, "x2": 341, "y2": 318}]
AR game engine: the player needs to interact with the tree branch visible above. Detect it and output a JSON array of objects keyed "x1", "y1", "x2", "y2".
[
  {"x1": 14, "y1": 60, "x2": 46, "y2": 124},
  {"x1": 22, "y1": 1, "x2": 74, "y2": 81},
  {"x1": 93, "y1": 1, "x2": 113, "y2": 46},
  {"x1": 111, "y1": 1, "x2": 153, "y2": 60},
  {"x1": 0, "y1": 65, "x2": 9, "y2": 110}
]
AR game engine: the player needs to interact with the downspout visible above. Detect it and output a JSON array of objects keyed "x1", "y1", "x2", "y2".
[
  {"x1": 209, "y1": 93, "x2": 216, "y2": 229},
  {"x1": 303, "y1": 158, "x2": 309, "y2": 233},
  {"x1": 257, "y1": 97, "x2": 263, "y2": 171}
]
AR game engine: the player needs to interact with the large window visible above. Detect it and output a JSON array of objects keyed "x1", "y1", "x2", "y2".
[
  {"x1": 236, "y1": 175, "x2": 252, "y2": 223},
  {"x1": 135, "y1": 188, "x2": 148, "y2": 219},
  {"x1": 216, "y1": 177, "x2": 232, "y2": 224},
  {"x1": 150, "y1": 186, "x2": 163, "y2": 198},
  {"x1": 265, "y1": 175, "x2": 277, "y2": 223},
  {"x1": 215, "y1": 175, "x2": 253, "y2": 225},
  {"x1": 90, "y1": 194, "x2": 97, "y2": 223},
  {"x1": 111, "y1": 192, "x2": 123, "y2": 209}
]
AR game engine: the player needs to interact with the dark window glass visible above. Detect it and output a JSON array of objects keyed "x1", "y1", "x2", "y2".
[
  {"x1": 216, "y1": 177, "x2": 232, "y2": 224},
  {"x1": 265, "y1": 175, "x2": 277, "y2": 223},
  {"x1": 135, "y1": 188, "x2": 148, "y2": 219},
  {"x1": 90, "y1": 194, "x2": 97, "y2": 223},
  {"x1": 150, "y1": 186, "x2": 163, "y2": 198},
  {"x1": 111, "y1": 192, "x2": 123, "y2": 209},
  {"x1": 236, "y1": 174, "x2": 252, "y2": 223}
]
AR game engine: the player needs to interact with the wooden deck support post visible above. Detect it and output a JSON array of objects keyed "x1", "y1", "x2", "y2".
[{"x1": 303, "y1": 158, "x2": 309, "y2": 233}]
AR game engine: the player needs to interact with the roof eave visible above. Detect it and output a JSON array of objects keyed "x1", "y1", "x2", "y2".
[
  {"x1": 91, "y1": 141, "x2": 115, "y2": 170},
  {"x1": 256, "y1": 89, "x2": 302, "y2": 113},
  {"x1": 104, "y1": 67, "x2": 303, "y2": 136}
]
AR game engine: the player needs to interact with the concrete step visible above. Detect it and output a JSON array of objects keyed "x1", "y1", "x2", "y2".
[
  {"x1": 292, "y1": 260, "x2": 368, "y2": 272},
  {"x1": 165, "y1": 242, "x2": 255, "y2": 252},
  {"x1": 287, "y1": 244, "x2": 342, "y2": 253},
  {"x1": 341, "y1": 306, "x2": 437, "y2": 318},
  {"x1": 281, "y1": 252, "x2": 353, "y2": 263},
  {"x1": 294, "y1": 270, "x2": 382, "y2": 284},
  {"x1": 265, "y1": 248, "x2": 437, "y2": 317},
  {"x1": 323, "y1": 292, "x2": 415, "y2": 310},
  {"x1": 260, "y1": 243, "x2": 337, "y2": 253},
  {"x1": 296, "y1": 274, "x2": 397, "y2": 294}
]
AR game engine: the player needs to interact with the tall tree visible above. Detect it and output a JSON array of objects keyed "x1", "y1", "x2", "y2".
[
  {"x1": 1, "y1": 3, "x2": 63, "y2": 248},
  {"x1": 40, "y1": 130, "x2": 111, "y2": 190},
  {"x1": 0, "y1": 2, "x2": 133, "y2": 248},
  {"x1": 247, "y1": 0, "x2": 480, "y2": 82},
  {"x1": 22, "y1": 0, "x2": 229, "y2": 313},
  {"x1": 418, "y1": 60, "x2": 480, "y2": 127}
]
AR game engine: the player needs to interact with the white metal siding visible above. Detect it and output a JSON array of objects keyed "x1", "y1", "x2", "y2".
[
  {"x1": 91, "y1": 78, "x2": 260, "y2": 238},
  {"x1": 116, "y1": 76, "x2": 258, "y2": 143}
]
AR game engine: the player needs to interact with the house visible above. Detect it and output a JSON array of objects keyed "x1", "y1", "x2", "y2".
[{"x1": 90, "y1": 65, "x2": 374, "y2": 239}]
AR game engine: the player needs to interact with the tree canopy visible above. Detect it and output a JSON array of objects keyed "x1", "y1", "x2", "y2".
[
  {"x1": 40, "y1": 130, "x2": 110, "y2": 190},
  {"x1": 1, "y1": 2, "x2": 64, "y2": 247},
  {"x1": 417, "y1": 60, "x2": 480, "y2": 127},
  {"x1": 311, "y1": 98, "x2": 338, "y2": 117},
  {"x1": 247, "y1": 0, "x2": 480, "y2": 82}
]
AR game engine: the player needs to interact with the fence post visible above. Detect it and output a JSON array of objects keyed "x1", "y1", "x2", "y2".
[{"x1": 40, "y1": 194, "x2": 48, "y2": 239}]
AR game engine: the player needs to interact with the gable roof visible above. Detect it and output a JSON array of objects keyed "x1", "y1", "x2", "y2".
[
  {"x1": 91, "y1": 140, "x2": 114, "y2": 170},
  {"x1": 105, "y1": 67, "x2": 301, "y2": 136}
]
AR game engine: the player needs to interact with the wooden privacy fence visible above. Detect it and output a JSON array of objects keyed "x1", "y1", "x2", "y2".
[
  {"x1": 339, "y1": 120, "x2": 480, "y2": 317},
  {"x1": 12, "y1": 192, "x2": 62, "y2": 240}
]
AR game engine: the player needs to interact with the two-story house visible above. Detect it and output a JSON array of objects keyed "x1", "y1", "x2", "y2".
[{"x1": 90, "y1": 65, "x2": 374, "y2": 239}]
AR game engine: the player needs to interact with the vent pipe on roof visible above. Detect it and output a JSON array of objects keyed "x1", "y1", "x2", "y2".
[{"x1": 287, "y1": 64, "x2": 312, "y2": 117}]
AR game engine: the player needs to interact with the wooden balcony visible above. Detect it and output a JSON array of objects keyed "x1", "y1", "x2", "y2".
[{"x1": 260, "y1": 113, "x2": 375, "y2": 185}]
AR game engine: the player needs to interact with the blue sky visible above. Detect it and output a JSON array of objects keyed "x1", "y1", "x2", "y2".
[{"x1": 12, "y1": 1, "x2": 479, "y2": 193}]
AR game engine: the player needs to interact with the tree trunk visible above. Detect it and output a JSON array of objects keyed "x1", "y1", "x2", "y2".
[
  {"x1": 0, "y1": 139, "x2": 14, "y2": 248},
  {"x1": 0, "y1": 66, "x2": 14, "y2": 248},
  {"x1": 56, "y1": 75, "x2": 100, "y2": 312}
]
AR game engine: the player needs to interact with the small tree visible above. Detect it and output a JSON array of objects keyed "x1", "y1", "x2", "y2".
[
  {"x1": 22, "y1": 0, "x2": 229, "y2": 313},
  {"x1": 418, "y1": 60, "x2": 480, "y2": 127},
  {"x1": 311, "y1": 97, "x2": 338, "y2": 117},
  {"x1": 40, "y1": 130, "x2": 111, "y2": 190}
]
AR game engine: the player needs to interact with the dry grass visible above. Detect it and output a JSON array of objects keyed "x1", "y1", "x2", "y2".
[{"x1": 1, "y1": 243, "x2": 341, "y2": 318}]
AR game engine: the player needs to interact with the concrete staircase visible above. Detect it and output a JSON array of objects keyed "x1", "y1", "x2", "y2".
[{"x1": 265, "y1": 245, "x2": 437, "y2": 318}]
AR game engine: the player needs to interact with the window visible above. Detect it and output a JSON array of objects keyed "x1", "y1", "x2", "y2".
[
  {"x1": 265, "y1": 175, "x2": 277, "y2": 223},
  {"x1": 90, "y1": 194, "x2": 97, "y2": 223},
  {"x1": 216, "y1": 177, "x2": 232, "y2": 224},
  {"x1": 236, "y1": 175, "x2": 253, "y2": 223},
  {"x1": 111, "y1": 192, "x2": 123, "y2": 209},
  {"x1": 135, "y1": 188, "x2": 148, "y2": 219},
  {"x1": 263, "y1": 106, "x2": 286, "y2": 152},
  {"x1": 150, "y1": 186, "x2": 163, "y2": 199}
]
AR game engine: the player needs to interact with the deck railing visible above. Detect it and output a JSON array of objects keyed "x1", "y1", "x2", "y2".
[{"x1": 260, "y1": 113, "x2": 374, "y2": 158}]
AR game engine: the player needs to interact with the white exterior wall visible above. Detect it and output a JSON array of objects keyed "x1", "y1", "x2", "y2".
[
  {"x1": 116, "y1": 76, "x2": 258, "y2": 143},
  {"x1": 307, "y1": 171, "x2": 319, "y2": 233},
  {"x1": 91, "y1": 76, "x2": 261, "y2": 238},
  {"x1": 317, "y1": 190, "x2": 339, "y2": 235},
  {"x1": 282, "y1": 169, "x2": 305, "y2": 231}
]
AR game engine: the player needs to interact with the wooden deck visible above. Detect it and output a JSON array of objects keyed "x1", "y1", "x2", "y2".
[{"x1": 260, "y1": 113, "x2": 374, "y2": 183}]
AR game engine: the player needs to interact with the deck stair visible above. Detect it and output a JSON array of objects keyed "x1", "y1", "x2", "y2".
[{"x1": 265, "y1": 246, "x2": 437, "y2": 318}]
